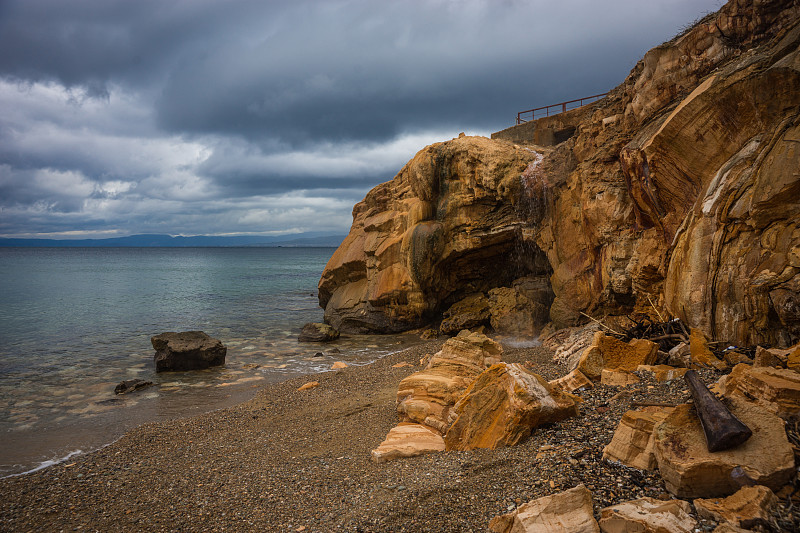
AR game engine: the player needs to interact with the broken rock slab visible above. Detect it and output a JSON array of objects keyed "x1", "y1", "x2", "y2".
[
  {"x1": 370, "y1": 423, "x2": 445, "y2": 463},
  {"x1": 444, "y1": 362, "x2": 578, "y2": 451},
  {"x1": 689, "y1": 329, "x2": 727, "y2": 371},
  {"x1": 598, "y1": 497, "x2": 696, "y2": 533},
  {"x1": 549, "y1": 369, "x2": 593, "y2": 393},
  {"x1": 489, "y1": 484, "x2": 599, "y2": 533},
  {"x1": 577, "y1": 332, "x2": 658, "y2": 380},
  {"x1": 602, "y1": 407, "x2": 674, "y2": 471},
  {"x1": 600, "y1": 369, "x2": 640, "y2": 387},
  {"x1": 636, "y1": 364, "x2": 688, "y2": 382},
  {"x1": 693, "y1": 485, "x2": 777, "y2": 529},
  {"x1": 716, "y1": 363, "x2": 800, "y2": 420},
  {"x1": 653, "y1": 397, "x2": 795, "y2": 498}
]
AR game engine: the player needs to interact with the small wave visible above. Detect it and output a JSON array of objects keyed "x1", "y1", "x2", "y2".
[{"x1": 3, "y1": 449, "x2": 84, "y2": 479}]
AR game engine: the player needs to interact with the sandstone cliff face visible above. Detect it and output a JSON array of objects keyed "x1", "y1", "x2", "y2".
[
  {"x1": 319, "y1": 0, "x2": 800, "y2": 347},
  {"x1": 318, "y1": 136, "x2": 549, "y2": 332}
]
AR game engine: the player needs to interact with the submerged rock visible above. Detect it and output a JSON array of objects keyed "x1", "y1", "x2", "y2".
[
  {"x1": 151, "y1": 331, "x2": 226, "y2": 372},
  {"x1": 114, "y1": 379, "x2": 153, "y2": 395},
  {"x1": 298, "y1": 322, "x2": 340, "y2": 342}
]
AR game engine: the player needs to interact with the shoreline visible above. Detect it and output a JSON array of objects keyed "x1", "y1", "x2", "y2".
[{"x1": 0, "y1": 337, "x2": 726, "y2": 531}]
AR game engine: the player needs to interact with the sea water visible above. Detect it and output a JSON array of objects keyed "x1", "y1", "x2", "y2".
[{"x1": 0, "y1": 247, "x2": 419, "y2": 476}]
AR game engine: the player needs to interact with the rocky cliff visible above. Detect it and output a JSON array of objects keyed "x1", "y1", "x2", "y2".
[{"x1": 319, "y1": 0, "x2": 800, "y2": 347}]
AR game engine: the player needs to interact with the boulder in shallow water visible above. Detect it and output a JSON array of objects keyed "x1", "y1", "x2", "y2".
[
  {"x1": 114, "y1": 379, "x2": 153, "y2": 394},
  {"x1": 298, "y1": 322, "x2": 340, "y2": 342},
  {"x1": 151, "y1": 331, "x2": 227, "y2": 372}
]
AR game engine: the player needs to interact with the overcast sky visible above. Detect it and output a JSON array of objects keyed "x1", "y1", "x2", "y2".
[{"x1": 0, "y1": 0, "x2": 723, "y2": 239}]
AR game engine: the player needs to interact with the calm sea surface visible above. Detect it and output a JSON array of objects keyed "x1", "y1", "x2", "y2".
[{"x1": 0, "y1": 247, "x2": 419, "y2": 476}]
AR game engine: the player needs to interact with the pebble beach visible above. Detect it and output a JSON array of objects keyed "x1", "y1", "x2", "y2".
[{"x1": 4, "y1": 338, "x2": 779, "y2": 532}]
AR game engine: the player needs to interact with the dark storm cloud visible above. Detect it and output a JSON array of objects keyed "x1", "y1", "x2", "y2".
[{"x1": 0, "y1": 0, "x2": 724, "y2": 238}]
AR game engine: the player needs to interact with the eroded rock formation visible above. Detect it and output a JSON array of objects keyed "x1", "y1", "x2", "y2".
[{"x1": 319, "y1": 0, "x2": 800, "y2": 348}]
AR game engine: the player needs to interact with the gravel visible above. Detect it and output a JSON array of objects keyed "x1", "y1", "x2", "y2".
[{"x1": 1, "y1": 340, "x2": 796, "y2": 532}]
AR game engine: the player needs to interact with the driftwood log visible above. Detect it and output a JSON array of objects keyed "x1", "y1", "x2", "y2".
[{"x1": 684, "y1": 370, "x2": 752, "y2": 452}]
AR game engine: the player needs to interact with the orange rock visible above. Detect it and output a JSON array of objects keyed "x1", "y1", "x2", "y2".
[
  {"x1": 297, "y1": 381, "x2": 319, "y2": 391},
  {"x1": 578, "y1": 332, "x2": 658, "y2": 380},
  {"x1": 549, "y1": 369, "x2": 593, "y2": 393},
  {"x1": 602, "y1": 407, "x2": 674, "y2": 471},
  {"x1": 331, "y1": 361, "x2": 348, "y2": 370},
  {"x1": 391, "y1": 362, "x2": 414, "y2": 368},
  {"x1": 693, "y1": 485, "x2": 777, "y2": 528},
  {"x1": 599, "y1": 497, "x2": 696, "y2": 533},
  {"x1": 636, "y1": 365, "x2": 688, "y2": 382},
  {"x1": 653, "y1": 398, "x2": 794, "y2": 498},
  {"x1": 444, "y1": 363, "x2": 578, "y2": 451},
  {"x1": 716, "y1": 363, "x2": 800, "y2": 420},
  {"x1": 489, "y1": 484, "x2": 599, "y2": 533},
  {"x1": 370, "y1": 423, "x2": 446, "y2": 463},
  {"x1": 689, "y1": 329, "x2": 727, "y2": 371},
  {"x1": 753, "y1": 346, "x2": 787, "y2": 369},
  {"x1": 601, "y1": 369, "x2": 640, "y2": 387}
]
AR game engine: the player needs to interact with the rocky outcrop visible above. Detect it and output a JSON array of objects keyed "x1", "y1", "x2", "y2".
[
  {"x1": 151, "y1": 331, "x2": 226, "y2": 372},
  {"x1": 318, "y1": 0, "x2": 800, "y2": 349},
  {"x1": 444, "y1": 363, "x2": 578, "y2": 450}
]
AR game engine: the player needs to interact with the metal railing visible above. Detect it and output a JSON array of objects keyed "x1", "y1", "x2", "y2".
[{"x1": 516, "y1": 92, "x2": 608, "y2": 124}]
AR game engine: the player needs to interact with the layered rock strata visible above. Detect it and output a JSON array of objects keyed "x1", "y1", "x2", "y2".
[{"x1": 319, "y1": 0, "x2": 800, "y2": 348}]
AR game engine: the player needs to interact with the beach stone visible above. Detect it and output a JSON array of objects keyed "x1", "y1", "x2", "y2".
[
  {"x1": 439, "y1": 293, "x2": 490, "y2": 336},
  {"x1": 636, "y1": 364, "x2": 687, "y2": 382},
  {"x1": 331, "y1": 361, "x2": 348, "y2": 370},
  {"x1": 298, "y1": 322, "x2": 340, "y2": 342},
  {"x1": 753, "y1": 346, "x2": 787, "y2": 368},
  {"x1": 601, "y1": 369, "x2": 640, "y2": 387},
  {"x1": 602, "y1": 407, "x2": 674, "y2": 471},
  {"x1": 715, "y1": 363, "x2": 800, "y2": 420},
  {"x1": 489, "y1": 484, "x2": 599, "y2": 533},
  {"x1": 487, "y1": 285, "x2": 549, "y2": 336},
  {"x1": 577, "y1": 332, "x2": 658, "y2": 380},
  {"x1": 667, "y1": 342, "x2": 691, "y2": 368},
  {"x1": 396, "y1": 330, "x2": 502, "y2": 433},
  {"x1": 599, "y1": 497, "x2": 696, "y2": 533},
  {"x1": 114, "y1": 379, "x2": 153, "y2": 395},
  {"x1": 151, "y1": 331, "x2": 227, "y2": 372},
  {"x1": 444, "y1": 363, "x2": 578, "y2": 451},
  {"x1": 689, "y1": 328, "x2": 727, "y2": 371},
  {"x1": 370, "y1": 422, "x2": 446, "y2": 463},
  {"x1": 549, "y1": 369, "x2": 593, "y2": 393},
  {"x1": 693, "y1": 485, "x2": 777, "y2": 528},
  {"x1": 653, "y1": 398, "x2": 795, "y2": 498},
  {"x1": 297, "y1": 381, "x2": 319, "y2": 391}
]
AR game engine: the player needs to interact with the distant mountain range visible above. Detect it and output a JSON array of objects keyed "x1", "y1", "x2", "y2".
[{"x1": 0, "y1": 233, "x2": 346, "y2": 248}]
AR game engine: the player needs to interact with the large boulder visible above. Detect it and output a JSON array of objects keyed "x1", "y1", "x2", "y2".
[
  {"x1": 151, "y1": 331, "x2": 226, "y2": 372},
  {"x1": 439, "y1": 293, "x2": 490, "y2": 336},
  {"x1": 653, "y1": 398, "x2": 795, "y2": 498},
  {"x1": 489, "y1": 484, "x2": 599, "y2": 533},
  {"x1": 444, "y1": 363, "x2": 578, "y2": 451},
  {"x1": 396, "y1": 330, "x2": 501, "y2": 433}
]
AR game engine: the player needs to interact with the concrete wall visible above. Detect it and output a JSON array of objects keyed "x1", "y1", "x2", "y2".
[{"x1": 491, "y1": 105, "x2": 593, "y2": 146}]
